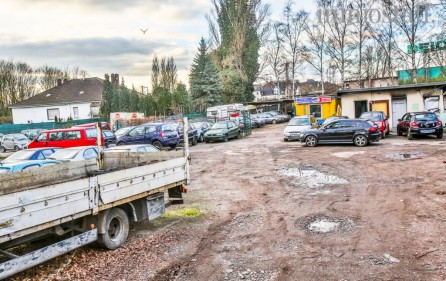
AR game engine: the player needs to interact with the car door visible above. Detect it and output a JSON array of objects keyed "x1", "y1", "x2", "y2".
[
  {"x1": 339, "y1": 120, "x2": 356, "y2": 141},
  {"x1": 228, "y1": 122, "x2": 237, "y2": 137},
  {"x1": 400, "y1": 113, "x2": 411, "y2": 133},
  {"x1": 3, "y1": 136, "x2": 13, "y2": 150},
  {"x1": 144, "y1": 126, "x2": 158, "y2": 144},
  {"x1": 127, "y1": 126, "x2": 146, "y2": 144},
  {"x1": 319, "y1": 121, "x2": 341, "y2": 142}
]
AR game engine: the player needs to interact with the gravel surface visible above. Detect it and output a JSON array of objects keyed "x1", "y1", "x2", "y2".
[{"x1": 6, "y1": 124, "x2": 446, "y2": 280}]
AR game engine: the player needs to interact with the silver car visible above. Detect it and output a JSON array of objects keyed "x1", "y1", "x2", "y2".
[{"x1": 0, "y1": 134, "x2": 31, "y2": 152}]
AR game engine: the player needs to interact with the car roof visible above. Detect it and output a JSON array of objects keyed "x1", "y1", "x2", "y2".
[
  {"x1": 0, "y1": 159, "x2": 61, "y2": 167},
  {"x1": 409, "y1": 111, "x2": 432, "y2": 114},
  {"x1": 41, "y1": 128, "x2": 87, "y2": 132},
  {"x1": 21, "y1": 147, "x2": 60, "y2": 151},
  {"x1": 293, "y1": 115, "x2": 313, "y2": 118}
]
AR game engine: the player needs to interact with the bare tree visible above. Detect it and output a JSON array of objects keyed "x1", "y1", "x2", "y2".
[
  {"x1": 279, "y1": 1, "x2": 308, "y2": 96},
  {"x1": 265, "y1": 22, "x2": 286, "y2": 87},
  {"x1": 38, "y1": 65, "x2": 64, "y2": 91},
  {"x1": 392, "y1": 0, "x2": 434, "y2": 83},
  {"x1": 323, "y1": 0, "x2": 355, "y2": 84}
]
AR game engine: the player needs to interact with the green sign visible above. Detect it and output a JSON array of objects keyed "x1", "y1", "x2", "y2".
[{"x1": 408, "y1": 40, "x2": 446, "y2": 54}]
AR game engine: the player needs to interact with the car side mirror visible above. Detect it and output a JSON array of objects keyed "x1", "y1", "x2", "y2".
[{"x1": 397, "y1": 119, "x2": 401, "y2": 122}]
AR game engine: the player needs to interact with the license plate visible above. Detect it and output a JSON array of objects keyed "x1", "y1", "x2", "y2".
[{"x1": 422, "y1": 129, "x2": 435, "y2": 133}]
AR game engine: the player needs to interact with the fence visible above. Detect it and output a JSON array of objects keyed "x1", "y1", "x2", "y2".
[{"x1": 0, "y1": 118, "x2": 108, "y2": 134}]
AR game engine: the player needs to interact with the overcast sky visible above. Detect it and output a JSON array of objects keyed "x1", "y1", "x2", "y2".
[{"x1": 0, "y1": 0, "x2": 314, "y2": 91}]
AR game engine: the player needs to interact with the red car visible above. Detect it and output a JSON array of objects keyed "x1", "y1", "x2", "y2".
[
  {"x1": 28, "y1": 128, "x2": 104, "y2": 149},
  {"x1": 359, "y1": 111, "x2": 389, "y2": 138}
]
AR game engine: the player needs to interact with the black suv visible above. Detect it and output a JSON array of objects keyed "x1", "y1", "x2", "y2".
[
  {"x1": 299, "y1": 119, "x2": 381, "y2": 147},
  {"x1": 397, "y1": 112, "x2": 443, "y2": 140}
]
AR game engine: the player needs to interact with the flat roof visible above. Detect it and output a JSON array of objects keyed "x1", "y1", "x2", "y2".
[{"x1": 337, "y1": 82, "x2": 446, "y2": 95}]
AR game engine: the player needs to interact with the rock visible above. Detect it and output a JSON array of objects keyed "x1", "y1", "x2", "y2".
[
  {"x1": 384, "y1": 253, "x2": 400, "y2": 263},
  {"x1": 191, "y1": 258, "x2": 197, "y2": 262}
]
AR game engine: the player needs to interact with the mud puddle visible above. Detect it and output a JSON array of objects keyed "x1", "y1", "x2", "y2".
[
  {"x1": 276, "y1": 167, "x2": 348, "y2": 188},
  {"x1": 296, "y1": 214, "x2": 355, "y2": 234},
  {"x1": 385, "y1": 151, "x2": 424, "y2": 160}
]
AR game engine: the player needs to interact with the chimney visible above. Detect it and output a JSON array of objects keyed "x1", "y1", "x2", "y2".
[
  {"x1": 57, "y1": 79, "x2": 62, "y2": 86},
  {"x1": 115, "y1": 74, "x2": 119, "y2": 86}
]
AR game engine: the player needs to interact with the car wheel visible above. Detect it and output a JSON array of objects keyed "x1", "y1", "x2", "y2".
[
  {"x1": 437, "y1": 132, "x2": 443, "y2": 139},
  {"x1": 236, "y1": 131, "x2": 241, "y2": 139},
  {"x1": 397, "y1": 128, "x2": 402, "y2": 136},
  {"x1": 117, "y1": 141, "x2": 125, "y2": 146},
  {"x1": 14, "y1": 145, "x2": 19, "y2": 151},
  {"x1": 386, "y1": 126, "x2": 390, "y2": 136},
  {"x1": 192, "y1": 137, "x2": 198, "y2": 146},
  {"x1": 381, "y1": 131, "x2": 386, "y2": 139},
  {"x1": 199, "y1": 134, "x2": 204, "y2": 142},
  {"x1": 224, "y1": 135, "x2": 228, "y2": 142},
  {"x1": 153, "y1": 141, "x2": 162, "y2": 149},
  {"x1": 272, "y1": 120, "x2": 277, "y2": 124},
  {"x1": 407, "y1": 129, "x2": 413, "y2": 140},
  {"x1": 354, "y1": 135, "x2": 368, "y2": 147},
  {"x1": 284, "y1": 138, "x2": 288, "y2": 142},
  {"x1": 0, "y1": 146, "x2": 5, "y2": 153},
  {"x1": 305, "y1": 136, "x2": 317, "y2": 147},
  {"x1": 97, "y1": 208, "x2": 129, "y2": 250}
]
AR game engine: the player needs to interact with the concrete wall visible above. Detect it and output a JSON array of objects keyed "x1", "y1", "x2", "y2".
[
  {"x1": 12, "y1": 103, "x2": 92, "y2": 124},
  {"x1": 340, "y1": 90, "x2": 437, "y2": 130}
]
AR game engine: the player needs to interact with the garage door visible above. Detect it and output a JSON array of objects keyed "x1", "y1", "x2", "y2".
[{"x1": 371, "y1": 101, "x2": 389, "y2": 116}]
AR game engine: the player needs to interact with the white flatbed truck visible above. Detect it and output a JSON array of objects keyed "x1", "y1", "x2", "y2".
[{"x1": 0, "y1": 120, "x2": 190, "y2": 279}]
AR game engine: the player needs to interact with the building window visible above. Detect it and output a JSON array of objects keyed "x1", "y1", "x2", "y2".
[
  {"x1": 309, "y1": 104, "x2": 322, "y2": 118},
  {"x1": 73, "y1": 107, "x2": 79, "y2": 119},
  {"x1": 47, "y1": 108, "x2": 60, "y2": 121},
  {"x1": 424, "y1": 96, "x2": 439, "y2": 111}
]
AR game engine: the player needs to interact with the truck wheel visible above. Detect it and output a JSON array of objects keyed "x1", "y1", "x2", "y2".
[
  {"x1": 153, "y1": 141, "x2": 162, "y2": 149},
  {"x1": 98, "y1": 208, "x2": 129, "y2": 250}
]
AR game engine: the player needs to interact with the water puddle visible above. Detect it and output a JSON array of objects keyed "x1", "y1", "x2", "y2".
[
  {"x1": 276, "y1": 167, "x2": 348, "y2": 188},
  {"x1": 385, "y1": 152, "x2": 424, "y2": 160},
  {"x1": 296, "y1": 214, "x2": 355, "y2": 234}
]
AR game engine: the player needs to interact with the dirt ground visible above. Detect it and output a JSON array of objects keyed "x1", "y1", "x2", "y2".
[{"x1": 9, "y1": 124, "x2": 446, "y2": 281}]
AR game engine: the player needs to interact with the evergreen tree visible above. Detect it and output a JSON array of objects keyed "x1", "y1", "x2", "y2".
[
  {"x1": 129, "y1": 88, "x2": 140, "y2": 112},
  {"x1": 172, "y1": 82, "x2": 191, "y2": 114},
  {"x1": 189, "y1": 38, "x2": 223, "y2": 112},
  {"x1": 100, "y1": 74, "x2": 113, "y2": 116},
  {"x1": 119, "y1": 78, "x2": 130, "y2": 112}
]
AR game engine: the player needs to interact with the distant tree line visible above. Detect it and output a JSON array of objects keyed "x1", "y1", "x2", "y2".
[{"x1": 0, "y1": 59, "x2": 88, "y2": 116}]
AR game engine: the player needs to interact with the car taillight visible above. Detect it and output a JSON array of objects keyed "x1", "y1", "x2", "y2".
[
  {"x1": 160, "y1": 132, "x2": 166, "y2": 138},
  {"x1": 438, "y1": 121, "x2": 442, "y2": 126},
  {"x1": 369, "y1": 127, "x2": 378, "y2": 133},
  {"x1": 410, "y1": 122, "x2": 418, "y2": 127}
]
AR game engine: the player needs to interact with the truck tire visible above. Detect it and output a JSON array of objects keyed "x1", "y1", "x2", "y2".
[{"x1": 98, "y1": 208, "x2": 129, "y2": 250}]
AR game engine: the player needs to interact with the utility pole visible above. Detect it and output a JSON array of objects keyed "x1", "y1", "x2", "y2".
[{"x1": 285, "y1": 61, "x2": 290, "y2": 99}]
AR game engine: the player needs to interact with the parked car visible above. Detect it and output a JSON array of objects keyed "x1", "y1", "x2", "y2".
[
  {"x1": 171, "y1": 123, "x2": 198, "y2": 146},
  {"x1": 102, "y1": 130, "x2": 117, "y2": 147},
  {"x1": 359, "y1": 111, "x2": 389, "y2": 138},
  {"x1": 0, "y1": 134, "x2": 30, "y2": 152},
  {"x1": 48, "y1": 146, "x2": 99, "y2": 162},
  {"x1": 283, "y1": 115, "x2": 318, "y2": 141},
  {"x1": 0, "y1": 159, "x2": 62, "y2": 173},
  {"x1": 72, "y1": 122, "x2": 111, "y2": 131},
  {"x1": 254, "y1": 113, "x2": 281, "y2": 124},
  {"x1": 114, "y1": 126, "x2": 135, "y2": 139},
  {"x1": 267, "y1": 111, "x2": 291, "y2": 122},
  {"x1": 204, "y1": 121, "x2": 241, "y2": 143},
  {"x1": 322, "y1": 116, "x2": 349, "y2": 126},
  {"x1": 1, "y1": 147, "x2": 60, "y2": 163},
  {"x1": 396, "y1": 111, "x2": 443, "y2": 140},
  {"x1": 299, "y1": 119, "x2": 381, "y2": 147},
  {"x1": 21, "y1": 129, "x2": 44, "y2": 140},
  {"x1": 251, "y1": 116, "x2": 265, "y2": 128},
  {"x1": 104, "y1": 144, "x2": 159, "y2": 153},
  {"x1": 191, "y1": 122, "x2": 212, "y2": 142},
  {"x1": 28, "y1": 128, "x2": 102, "y2": 149},
  {"x1": 116, "y1": 123, "x2": 179, "y2": 149}
]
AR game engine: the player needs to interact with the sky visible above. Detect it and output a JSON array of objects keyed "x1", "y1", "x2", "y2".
[{"x1": 0, "y1": 0, "x2": 315, "y2": 92}]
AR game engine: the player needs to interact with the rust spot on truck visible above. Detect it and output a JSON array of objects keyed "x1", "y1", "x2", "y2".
[{"x1": 0, "y1": 219, "x2": 13, "y2": 229}]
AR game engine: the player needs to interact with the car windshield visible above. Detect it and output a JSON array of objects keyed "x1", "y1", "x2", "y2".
[
  {"x1": 289, "y1": 118, "x2": 310, "y2": 126},
  {"x1": 212, "y1": 123, "x2": 228, "y2": 129},
  {"x1": 49, "y1": 149, "x2": 81, "y2": 159},
  {"x1": 161, "y1": 124, "x2": 174, "y2": 131},
  {"x1": 360, "y1": 112, "x2": 382, "y2": 121},
  {"x1": 4, "y1": 150, "x2": 36, "y2": 161},
  {"x1": 415, "y1": 113, "x2": 437, "y2": 121},
  {"x1": 13, "y1": 134, "x2": 28, "y2": 141},
  {"x1": 103, "y1": 131, "x2": 114, "y2": 137},
  {"x1": 115, "y1": 128, "x2": 130, "y2": 135}
]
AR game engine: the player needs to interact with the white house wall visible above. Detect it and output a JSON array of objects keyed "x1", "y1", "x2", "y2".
[{"x1": 12, "y1": 103, "x2": 92, "y2": 124}]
